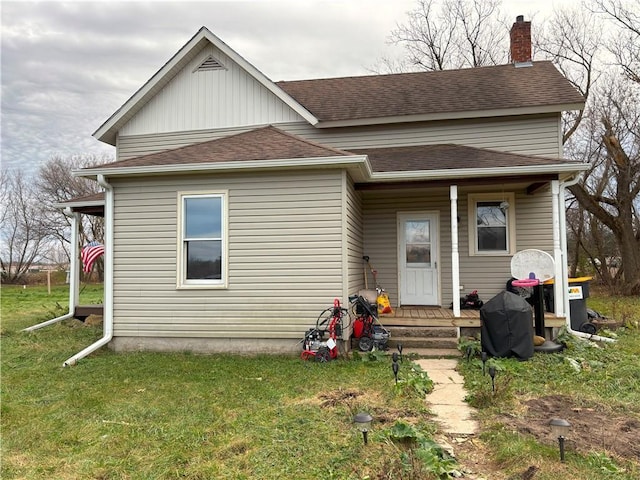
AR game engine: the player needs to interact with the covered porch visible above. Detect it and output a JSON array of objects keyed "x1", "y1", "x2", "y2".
[
  {"x1": 380, "y1": 306, "x2": 566, "y2": 329},
  {"x1": 23, "y1": 193, "x2": 106, "y2": 332}
]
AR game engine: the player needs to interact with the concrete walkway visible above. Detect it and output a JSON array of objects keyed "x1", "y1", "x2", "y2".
[{"x1": 415, "y1": 358, "x2": 479, "y2": 435}]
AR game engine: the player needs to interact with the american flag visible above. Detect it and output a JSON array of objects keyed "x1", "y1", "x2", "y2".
[{"x1": 81, "y1": 241, "x2": 105, "y2": 273}]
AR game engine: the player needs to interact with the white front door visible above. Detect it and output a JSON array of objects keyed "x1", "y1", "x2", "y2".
[{"x1": 398, "y1": 213, "x2": 439, "y2": 305}]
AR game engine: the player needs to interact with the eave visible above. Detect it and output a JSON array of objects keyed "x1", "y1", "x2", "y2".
[
  {"x1": 73, "y1": 155, "x2": 372, "y2": 183},
  {"x1": 314, "y1": 103, "x2": 585, "y2": 128},
  {"x1": 73, "y1": 154, "x2": 588, "y2": 187},
  {"x1": 367, "y1": 162, "x2": 590, "y2": 183}
]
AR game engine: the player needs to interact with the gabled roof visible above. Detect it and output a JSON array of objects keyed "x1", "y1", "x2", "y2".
[
  {"x1": 94, "y1": 28, "x2": 585, "y2": 146},
  {"x1": 277, "y1": 61, "x2": 585, "y2": 127},
  {"x1": 93, "y1": 27, "x2": 318, "y2": 146}
]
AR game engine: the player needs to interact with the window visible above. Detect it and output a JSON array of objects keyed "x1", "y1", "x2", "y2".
[
  {"x1": 178, "y1": 192, "x2": 227, "y2": 288},
  {"x1": 468, "y1": 193, "x2": 515, "y2": 255}
]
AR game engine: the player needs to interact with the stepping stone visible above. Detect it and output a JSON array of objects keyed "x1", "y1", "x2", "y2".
[{"x1": 414, "y1": 358, "x2": 479, "y2": 435}]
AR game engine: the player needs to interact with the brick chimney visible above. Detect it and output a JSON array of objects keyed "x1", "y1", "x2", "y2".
[{"x1": 510, "y1": 15, "x2": 532, "y2": 65}]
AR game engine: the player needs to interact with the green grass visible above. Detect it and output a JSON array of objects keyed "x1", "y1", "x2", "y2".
[
  {"x1": 2, "y1": 284, "x2": 639, "y2": 479},
  {"x1": 459, "y1": 292, "x2": 640, "y2": 479},
  {"x1": 1, "y1": 284, "x2": 437, "y2": 480}
]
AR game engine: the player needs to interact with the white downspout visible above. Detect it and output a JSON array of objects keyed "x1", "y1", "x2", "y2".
[
  {"x1": 63, "y1": 175, "x2": 115, "y2": 365},
  {"x1": 450, "y1": 185, "x2": 461, "y2": 319},
  {"x1": 23, "y1": 208, "x2": 79, "y2": 331},
  {"x1": 551, "y1": 181, "x2": 564, "y2": 317},
  {"x1": 559, "y1": 176, "x2": 615, "y2": 343}
]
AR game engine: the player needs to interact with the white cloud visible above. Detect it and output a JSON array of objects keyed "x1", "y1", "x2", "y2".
[{"x1": 1, "y1": 0, "x2": 564, "y2": 177}]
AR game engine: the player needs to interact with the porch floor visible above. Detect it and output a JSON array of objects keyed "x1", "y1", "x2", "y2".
[
  {"x1": 379, "y1": 306, "x2": 566, "y2": 328},
  {"x1": 73, "y1": 304, "x2": 103, "y2": 322}
]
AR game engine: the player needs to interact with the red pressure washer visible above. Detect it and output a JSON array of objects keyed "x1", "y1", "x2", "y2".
[{"x1": 301, "y1": 299, "x2": 349, "y2": 362}]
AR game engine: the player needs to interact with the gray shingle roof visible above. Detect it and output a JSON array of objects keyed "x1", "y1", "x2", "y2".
[
  {"x1": 94, "y1": 126, "x2": 354, "y2": 169},
  {"x1": 350, "y1": 144, "x2": 581, "y2": 173},
  {"x1": 277, "y1": 61, "x2": 584, "y2": 122}
]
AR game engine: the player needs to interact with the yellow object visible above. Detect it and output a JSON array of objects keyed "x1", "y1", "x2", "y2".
[
  {"x1": 544, "y1": 276, "x2": 593, "y2": 285},
  {"x1": 377, "y1": 292, "x2": 392, "y2": 314},
  {"x1": 533, "y1": 335, "x2": 546, "y2": 346}
]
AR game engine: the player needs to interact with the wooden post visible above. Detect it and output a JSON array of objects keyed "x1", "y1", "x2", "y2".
[{"x1": 47, "y1": 269, "x2": 51, "y2": 295}]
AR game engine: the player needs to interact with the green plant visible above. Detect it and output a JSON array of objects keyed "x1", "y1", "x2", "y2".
[
  {"x1": 352, "y1": 349, "x2": 388, "y2": 362},
  {"x1": 383, "y1": 420, "x2": 460, "y2": 479},
  {"x1": 458, "y1": 335, "x2": 481, "y2": 358},
  {"x1": 394, "y1": 362, "x2": 434, "y2": 397}
]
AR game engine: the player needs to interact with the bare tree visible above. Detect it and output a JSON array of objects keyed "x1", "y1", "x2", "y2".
[
  {"x1": 594, "y1": 0, "x2": 640, "y2": 83},
  {"x1": 566, "y1": 76, "x2": 640, "y2": 294},
  {"x1": 0, "y1": 169, "x2": 49, "y2": 283},
  {"x1": 35, "y1": 154, "x2": 107, "y2": 266},
  {"x1": 389, "y1": 0, "x2": 508, "y2": 71},
  {"x1": 534, "y1": 6, "x2": 602, "y2": 143}
]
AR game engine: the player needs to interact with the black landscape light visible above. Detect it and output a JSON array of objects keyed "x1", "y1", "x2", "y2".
[
  {"x1": 549, "y1": 418, "x2": 571, "y2": 462},
  {"x1": 397, "y1": 343, "x2": 403, "y2": 362},
  {"x1": 392, "y1": 361, "x2": 399, "y2": 384},
  {"x1": 354, "y1": 412, "x2": 373, "y2": 445},
  {"x1": 481, "y1": 351, "x2": 488, "y2": 375},
  {"x1": 392, "y1": 352, "x2": 399, "y2": 363},
  {"x1": 488, "y1": 365, "x2": 496, "y2": 393},
  {"x1": 465, "y1": 345, "x2": 473, "y2": 362}
]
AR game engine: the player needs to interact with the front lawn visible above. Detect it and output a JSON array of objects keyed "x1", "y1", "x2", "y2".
[{"x1": 2, "y1": 283, "x2": 639, "y2": 479}]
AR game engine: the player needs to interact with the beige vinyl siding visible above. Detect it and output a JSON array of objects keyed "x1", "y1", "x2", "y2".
[
  {"x1": 111, "y1": 170, "x2": 345, "y2": 339},
  {"x1": 119, "y1": 43, "x2": 304, "y2": 137},
  {"x1": 361, "y1": 188, "x2": 453, "y2": 308},
  {"x1": 344, "y1": 174, "x2": 364, "y2": 296},
  {"x1": 361, "y1": 186, "x2": 555, "y2": 308},
  {"x1": 457, "y1": 188, "x2": 554, "y2": 303},
  {"x1": 116, "y1": 114, "x2": 562, "y2": 160}
]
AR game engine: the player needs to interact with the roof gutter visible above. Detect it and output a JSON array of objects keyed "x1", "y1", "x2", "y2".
[
  {"x1": 63, "y1": 174, "x2": 115, "y2": 366},
  {"x1": 314, "y1": 103, "x2": 585, "y2": 129},
  {"x1": 369, "y1": 162, "x2": 590, "y2": 182},
  {"x1": 23, "y1": 207, "x2": 79, "y2": 331},
  {"x1": 559, "y1": 174, "x2": 615, "y2": 343}
]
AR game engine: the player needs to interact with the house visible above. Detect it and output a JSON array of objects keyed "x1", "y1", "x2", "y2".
[{"x1": 46, "y1": 18, "x2": 589, "y2": 363}]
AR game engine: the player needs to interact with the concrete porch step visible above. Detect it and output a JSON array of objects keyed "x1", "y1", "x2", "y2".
[
  {"x1": 386, "y1": 326, "x2": 457, "y2": 338},
  {"x1": 388, "y1": 336, "x2": 459, "y2": 350},
  {"x1": 403, "y1": 348, "x2": 462, "y2": 358}
]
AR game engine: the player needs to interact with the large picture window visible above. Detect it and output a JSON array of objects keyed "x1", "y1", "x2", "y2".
[
  {"x1": 468, "y1": 193, "x2": 515, "y2": 255},
  {"x1": 178, "y1": 192, "x2": 227, "y2": 288}
]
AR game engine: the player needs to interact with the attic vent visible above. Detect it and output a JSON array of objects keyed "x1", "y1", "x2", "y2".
[{"x1": 194, "y1": 55, "x2": 226, "y2": 72}]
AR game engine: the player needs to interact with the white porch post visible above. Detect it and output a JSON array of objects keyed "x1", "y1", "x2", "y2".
[
  {"x1": 69, "y1": 210, "x2": 80, "y2": 313},
  {"x1": 450, "y1": 185, "x2": 461, "y2": 317},
  {"x1": 23, "y1": 208, "x2": 79, "y2": 331},
  {"x1": 551, "y1": 180, "x2": 564, "y2": 316}
]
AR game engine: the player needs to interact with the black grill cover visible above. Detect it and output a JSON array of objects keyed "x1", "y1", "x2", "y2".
[{"x1": 480, "y1": 291, "x2": 534, "y2": 360}]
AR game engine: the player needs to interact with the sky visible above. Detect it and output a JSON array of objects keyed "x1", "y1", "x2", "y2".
[{"x1": 1, "y1": 0, "x2": 566, "y2": 178}]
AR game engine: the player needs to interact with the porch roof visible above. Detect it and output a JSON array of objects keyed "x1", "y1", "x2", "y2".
[
  {"x1": 89, "y1": 126, "x2": 355, "y2": 170},
  {"x1": 54, "y1": 192, "x2": 105, "y2": 217},
  {"x1": 350, "y1": 143, "x2": 584, "y2": 172}
]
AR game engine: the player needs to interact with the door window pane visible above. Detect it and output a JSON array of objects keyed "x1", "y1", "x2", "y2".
[{"x1": 405, "y1": 221, "x2": 431, "y2": 265}]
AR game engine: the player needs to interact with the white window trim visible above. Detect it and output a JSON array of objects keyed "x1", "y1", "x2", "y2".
[
  {"x1": 468, "y1": 192, "x2": 516, "y2": 256},
  {"x1": 176, "y1": 190, "x2": 229, "y2": 289}
]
